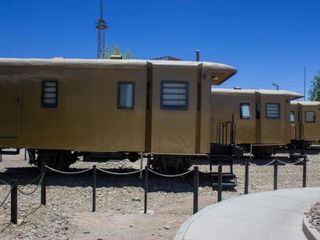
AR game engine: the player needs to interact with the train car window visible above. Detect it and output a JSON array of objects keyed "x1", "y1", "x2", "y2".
[
  {"x1": 240, "y1": 103, "x2": 250, "y2": 119},
  {"x1": 290, "y1": 111, "x2": 295, "y2": 123},
  {"x1": 160, "y1": 81, "x2": 189, "y2": 110},
  {"x1": 266, "y1": 103, "x2": 280, "y2": 119},
  {"x1": 42, "y1": 80, "x2": 58, "y2": 108},
  {"x1": 305, "y1": 111, "x2": 316, "y2": 123},
  {"x1": 117, "y1": 82, "x2": 135, "y2": 109}
]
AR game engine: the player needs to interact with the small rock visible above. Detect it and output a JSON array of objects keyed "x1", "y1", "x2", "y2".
[
  {"x1": 164, "y1": 225, "x2": 170, "y2": 230},
  {"x1": 132, "y1": 197, "x2": 141, "y2": 202}
]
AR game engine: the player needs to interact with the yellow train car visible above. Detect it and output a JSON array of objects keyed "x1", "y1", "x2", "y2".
[
  {"x1": 0, "y1": 58, "x2": 236, "y2": 172},
  {"x1": 290, "y1": 101, "x2": 320, "y2": 146},
  {"x1": 211, "y1": 88, "x2": 302, "y2": 158}
]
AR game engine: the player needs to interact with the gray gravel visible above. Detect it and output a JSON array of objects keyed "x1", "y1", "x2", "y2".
[
  {"x1": 0, "y1": 150, "x2": 320, "y2": 239},
  {"x1": 305, "y1": 202, "x2": 320, "y2": 233}
]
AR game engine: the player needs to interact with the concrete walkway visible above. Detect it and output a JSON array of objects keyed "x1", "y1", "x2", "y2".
[{"x1": 175, "y1": 188, "x2": 320, "y2": 240}]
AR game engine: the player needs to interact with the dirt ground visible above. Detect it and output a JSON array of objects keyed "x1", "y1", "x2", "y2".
[{"x1": 0, "y1": 149, "x2": 319, "y2": 240}]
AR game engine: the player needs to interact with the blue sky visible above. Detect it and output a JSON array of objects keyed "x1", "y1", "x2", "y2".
[{"x1": 0, "y1": 0, "x2": 319, "y2": 97}]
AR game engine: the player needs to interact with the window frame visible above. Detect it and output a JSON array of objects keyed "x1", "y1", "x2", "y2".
[
  {"x1": 305, "y1": 111, "x2": 316, "y2": 123},
  {"x1": 160, "y1": 80, "x2": 189, "y2": 110},
  {"x1": 41, "y1": 80, "x2": 58, "y2": 108},
  {"x1": 240, "y1": 103, "x2": 251, "y2": 120},
  {"x1": 265, "y1": 103, "x2": 280, "y2": 119},
  {"x1": 117, "y1": 81, "x2": 135, "y2": 110}
]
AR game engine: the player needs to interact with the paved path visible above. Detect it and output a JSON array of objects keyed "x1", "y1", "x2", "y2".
[{"x1": 175, "y1": 188, "x2": 320, "y2": 240}]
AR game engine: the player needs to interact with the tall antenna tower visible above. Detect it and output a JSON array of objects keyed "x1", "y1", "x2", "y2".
[{"x1": 96, "y1": 0, "x2": 108, "y2": 59}]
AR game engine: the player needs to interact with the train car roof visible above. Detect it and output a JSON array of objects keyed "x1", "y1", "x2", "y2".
[
  {"x1": 212, "y1": 88, "x2": 303, "y2": 100},
  {"x1": 291, "y1": 100, "x2": 320, "y2": 106},
  {"x1": 0, "y1": 58, "x2": 237, "y2": 84}
]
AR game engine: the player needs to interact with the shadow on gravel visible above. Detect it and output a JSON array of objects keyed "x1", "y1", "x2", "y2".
[{"x1": 0, "y1": 167, "x2": 235, "y2": 193}]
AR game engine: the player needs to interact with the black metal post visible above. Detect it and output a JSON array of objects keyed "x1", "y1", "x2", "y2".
[
  {"x1": 218, "y1": 163, "x2": 222, "y2": 202},
  {"x1": 244, "y1": 160, "x2": 249, "y2": 194},
  {"x1": 193, "y1": 166, "x2": 199, "y2": 214},
  {"x1": 92, "y1": 165, "x2": 96, "y2": 212},
  {"x1": 144, "y1": 166, "x2": 148, "y2": 214},
  {"x1": 41, "y1": 166, "x2": 46, "y2": 206},
  {"x1": 274, "y1": 159, "x2": 278, "y2": 190},
  {"x1": 11, "y1": 180, "x2": 17, "y2": 224},
  {"x1": 303, "y1": 157, "x2": 307, "y2": 188},
  {"x1": 230, "y1": 163, "x2": 233, "y2": 174}
]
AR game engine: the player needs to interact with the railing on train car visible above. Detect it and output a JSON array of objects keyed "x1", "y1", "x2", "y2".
[{"x1": 211, "y1": 114, "x2": 236, "y2": 145}]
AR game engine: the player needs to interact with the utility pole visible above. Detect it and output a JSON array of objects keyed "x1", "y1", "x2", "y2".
[
  {"x1": 304, "y1": 66, "x2": 307, "y2": 100},
  {"x1": 96, "y1": 0, "x2": 109, "y2": 59}
]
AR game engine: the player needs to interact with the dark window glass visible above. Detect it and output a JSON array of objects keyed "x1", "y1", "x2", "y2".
[
  {"x1": 305, "y1": 111, "x2": 316, "y2": 123},
  {"x1": 256, "y1": 103, "x2": 261, "y2": 119},
  {"x1": 240, "y1": 103, "x2": 250, "y2": 119},
  {"x1": 42, "y1": 80, "x2": 58, "y2": 108},
  {"x1": 290, "y1": 111, "x2": 295, "y2": 123},
  {"x1": 266, "y1": 103, "x2": 280, "y2": 119},
  {"x1": 118, "y1": 82, "x2": 135, "y2": 109},
  {"x1": 161, "y1": 81, "x2": 189, "y2": 110}
]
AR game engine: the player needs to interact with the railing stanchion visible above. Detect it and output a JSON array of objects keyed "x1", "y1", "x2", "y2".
[
  {"x1": 92, "y1": 165, "x2": 96, "y2": 212},
  {"x1": 218, "y1": 163, "x2": 222, "y2": 202},
  {"x1": 303, "y1": 156, "x2": 307, "y2": 188},
  {"x1": 274, "y1": 159, "x2": 278, "y2": 190},
  {"x1": 139, "y1": 153, "x2": 144, "y2": 179},
  {"x1": 11, "y1": 180, "x2": 18, "y2": 224},
  {"x1": 144, "y1": 166, "x2": 148, "y2": 214},
  {"x1": 244, "y1": 159, "x2": 249, "y2": 194},
  {"x1": 41, "y1": 166, "x2": 47, "y2": 206},
  {"x1": 193, "y1": 166, "x2": 199, "y2": 214}
]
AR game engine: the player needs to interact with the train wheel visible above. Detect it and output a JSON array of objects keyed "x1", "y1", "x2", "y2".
[
  {"x1": 252, "y1": 146, "x2": 273, "y2": 159},
  {"x1": 151, "y1": 155, "x2": 190, "y2": 174},
  {"x1": 36, "y1": 151, "x2": 77, "y2": 170}
]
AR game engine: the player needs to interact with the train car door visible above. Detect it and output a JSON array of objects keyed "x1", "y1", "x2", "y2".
[
  {"x1": 0, "y1": 79, "x2": 21, "y2": 138},
  {"x1": 149, "y1": 63, "x2": 198, "y2": 154}
]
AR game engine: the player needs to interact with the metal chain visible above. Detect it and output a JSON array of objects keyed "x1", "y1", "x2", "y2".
[
  {"x1": 276, "y1": 158, "x2": 305, "y2": 166},
  {"x1": 17, "y1": 173, "x2": 44, "y2": 196},
  {"x1": 18, "y1": 171, "x2": 43, "y2": 185},
  {"x1": 0, "y1": 187, "x2": 12, "y2": 208},
  {"x1": 147, "y1": 168, "x2": 193, "y2": 178},
  {"x1": 45, "y1": 165, "x2": 91, "y2": 175},
  {"x1": 256, "y1": 159, "x2": 276, "y2": 167},
  {"x1": 0, "y1": 177, "x2": 10, "y2": 185},
  {"x1": 97, "y1": 168, "x2": 143, "y2": 176}
]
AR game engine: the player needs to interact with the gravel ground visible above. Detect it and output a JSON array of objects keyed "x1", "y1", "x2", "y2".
[
  {"x1": 305, "y1": 202, "x2": 320, "y2": 233},
  {"x1": 0, "y1": 149, "x2": 319, "y2": 240}
]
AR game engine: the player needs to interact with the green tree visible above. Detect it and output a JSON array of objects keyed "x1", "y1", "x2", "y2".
[
  {"x1": 103, "y1": 44, "x2": 134, "y2": 59},
  {"x1": 309, "y1": 71, "x2": 320, "y2": 100}
]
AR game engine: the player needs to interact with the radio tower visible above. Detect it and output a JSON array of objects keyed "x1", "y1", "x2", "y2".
[{"x1": 96, "y1": 0, "x2": 108, "y2": 59}]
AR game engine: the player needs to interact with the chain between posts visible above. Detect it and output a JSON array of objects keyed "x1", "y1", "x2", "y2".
[
  {"x1": 96, "y1": 168, "x2": 143, "y2": 176},
  {"x1": 147, "y1": 168, "x2": 193, "y2": 178},
  {"x1": 45, "y1": 165, "x2": 91, "y2": 175},
  {"x1": 0, "y1": 187, "x2": 13, "y2": 208},
  {"x1": 17, "y1": 173, "x2": 44, "y2": 196}
]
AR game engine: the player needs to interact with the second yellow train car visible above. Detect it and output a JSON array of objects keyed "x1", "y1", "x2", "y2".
[
  {"x1": 211, "y1": 88, "x2": 302, "y2": 158},
  {"x1": 290, "y1": 101, "x2": 320, "y2": 147}
]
